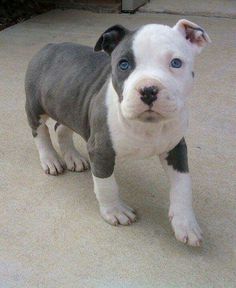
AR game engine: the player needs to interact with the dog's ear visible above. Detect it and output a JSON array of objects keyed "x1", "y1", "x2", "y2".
[
  {"x1": 173, "y1": 19, "x2": 211, "y2": 54},
  {"x1": 94, "y1": 25, "x2": 129, "y2": 55}
]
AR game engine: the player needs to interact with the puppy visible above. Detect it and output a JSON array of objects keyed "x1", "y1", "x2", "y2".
[{"x1": 25, "y1": 19, "x2": 211, "y2": 246}]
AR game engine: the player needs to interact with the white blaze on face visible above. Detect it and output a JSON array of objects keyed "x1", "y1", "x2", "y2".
[{"x1": 121, "y1": 24, "x2": 195, "y2": 121}]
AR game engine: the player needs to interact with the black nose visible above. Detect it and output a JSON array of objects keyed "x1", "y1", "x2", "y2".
[{"x1": 140, "y1": 86, "x2": 158, "y2": 106}]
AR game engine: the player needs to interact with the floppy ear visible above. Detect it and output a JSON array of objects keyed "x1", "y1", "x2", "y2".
[
  {"x1": 173, "y1": 19, "x2": 211, "y2": 54},
  {"x1": 94, "y1": 25, "x2": 129, "y2": 55}
]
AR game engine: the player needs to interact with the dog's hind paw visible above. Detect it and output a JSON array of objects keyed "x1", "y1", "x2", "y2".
[
  {"x1": 63, "y1": 149, "x2": 90, "y2": 172},
  {"x1": 40, "y1": 153, "x2": 65, "y2": 176}
]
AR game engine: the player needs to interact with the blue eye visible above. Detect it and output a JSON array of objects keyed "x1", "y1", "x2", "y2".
[
  {"x1": 170, "y1": 58, "x2": 182, "y2": 68},
  {"x1": 118, "y1": 60, "x2": 130, "y2": 71}
]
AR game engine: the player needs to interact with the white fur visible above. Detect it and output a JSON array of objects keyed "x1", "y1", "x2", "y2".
[
  {"x1": 106, "y1": 80, "x2": 188, "y2": 160},
  {"x1": 160, "y1": 153, "x2": 202, "y2": 246},
  {"x1": 121, "y1": 24, "x2": 194, "y2": 121},
  {"x1": 92, "y1": 174, "x2": 136, "y2": 225},
  {"x1": 173, "y1": 19, "x2": 211, "y2": 54},
  {"x1": 34, "y1": 116, "x2": 64, "y2": 175},
  {"x1": 56, "y1": 124, "x2": 89, "y2": 172},
  {"x1": 102, "y1": 22, "x2": 208, "y2": 245},
  {"x1": 105, "y1": 79, "x2": 202, "y2": 244}
]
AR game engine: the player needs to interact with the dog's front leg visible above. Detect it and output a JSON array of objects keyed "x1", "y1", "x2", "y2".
[
  {"x1": 92, "y1": 173, "x2": 136, "y2": 226},
  {"x1": 88, "y1": 137, "x2": 136, "y2": 226},
  {"x1": 159, "y1": 138, "x2": 202, "y2": 246}
]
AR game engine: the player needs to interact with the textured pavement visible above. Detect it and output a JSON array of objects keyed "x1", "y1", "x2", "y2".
[
  {"x1": 0, "y1": 9, "x2": 236, "y2": 288},
  {"x1": 139, "y1": 0, "x2": 236, "y2": 18}
]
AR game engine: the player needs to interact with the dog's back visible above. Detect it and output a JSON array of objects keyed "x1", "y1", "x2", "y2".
[{"x1": 25, "y1": 43, "x2": 111, "y2": 139}]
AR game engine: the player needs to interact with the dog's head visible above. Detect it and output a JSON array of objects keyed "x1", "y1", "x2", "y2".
[{"x1": 94, "y1": 20, "x2": 211, "y2": 123}]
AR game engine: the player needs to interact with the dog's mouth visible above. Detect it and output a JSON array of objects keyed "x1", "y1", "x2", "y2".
[{"x1": 138, "y1": 110, "x2": 164, "y2": 123}]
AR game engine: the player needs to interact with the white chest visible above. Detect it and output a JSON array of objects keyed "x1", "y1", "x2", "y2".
[
  {"x1": 106, "y1": 81, "x2": 189, "y2": 160},
  {"x1": 108, "y1": 113, "x2": 188, "y2": 160}
]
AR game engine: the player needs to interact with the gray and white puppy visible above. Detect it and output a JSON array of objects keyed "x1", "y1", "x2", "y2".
[{"x1": 25, "y1": 19, "x2": 211, "y2": 246}]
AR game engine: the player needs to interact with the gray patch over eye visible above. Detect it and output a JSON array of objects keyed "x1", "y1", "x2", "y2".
[{"x1": 111, "y1": 33, "x2": 136, "y2": 102}]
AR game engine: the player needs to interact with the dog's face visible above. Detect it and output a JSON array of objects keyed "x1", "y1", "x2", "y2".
[{"x1": 95, "y1": 20, "x2": 211, "y2": 122}]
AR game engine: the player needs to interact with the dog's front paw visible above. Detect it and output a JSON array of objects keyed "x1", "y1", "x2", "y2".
[
  {"x1": 63, "y1": 149, "x2": 90, "y2": 172},
  {"x1": 100, "y1": 202, "x2": 137, "y2": 226},
  {"x1": 169, "y1": 208, "x2": 203, "y2": 246}
]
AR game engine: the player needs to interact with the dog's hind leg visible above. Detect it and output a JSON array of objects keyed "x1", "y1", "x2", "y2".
[
  {"x1": 32, "y1": 116, "x2": 65, "y2": 175},
  {"x1": 55, "y1": 124, "x2": 89, "y2": 172},
  {"x1": 25, "y1": 98, "x2": 65, "y2": 176}
]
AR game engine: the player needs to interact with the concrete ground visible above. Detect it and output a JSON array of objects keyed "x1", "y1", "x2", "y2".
[
  {"x1": 1, "y1": 9, "x2": 236, "y2": 288},
  {"x1": 139, "y1": 0, "x2": 236, "y2": 18}
]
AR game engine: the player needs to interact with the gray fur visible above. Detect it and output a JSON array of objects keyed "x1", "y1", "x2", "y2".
[
  {"x1": 25, "y1": 42, "x2": 115, "y2": 178},
  {"x1": 54, "y1": 122, "x2": 60, "y2": 132},
  {"x1": 94, "y1": 25, "x2": 137, "y2": 102},
  {"x1": 94, "y1": 25, "x2": 129, "y2": 55},
  {"x1": 25, "y1": 23, "x2": 138, "y2": 178},
  {"x1": 166, "y1": 138, "x2": 189, "y2": 173},
  {"x1": 111, "y1": 32, "x2": 136, "y2": 102},
  {"x1": 25, "y1": 43, "x2": 110, "y2": 140},
  {"x1": 87, "y1": 83, "x2": 116, "y2": 178}
]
